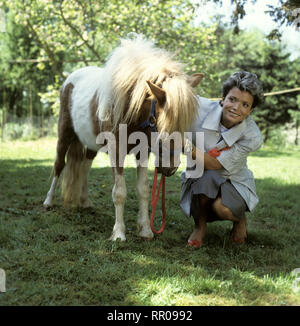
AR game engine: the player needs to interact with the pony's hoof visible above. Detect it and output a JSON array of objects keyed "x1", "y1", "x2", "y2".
[
  {"x1": 80, "y1": 200, "x2": 94, "y2": 208},
  {"x1": 109, "y1": 232, "x2": 126, "y2": 242},
  {"x1": 139, "y1": 229, "x2": 154, "y2": 240},
  {"x1": 43, "y1": 203, "x2": 52, "y2": 211},
  {"x1": 137, "y1": 223, "x2": 154, "y2": 240}
]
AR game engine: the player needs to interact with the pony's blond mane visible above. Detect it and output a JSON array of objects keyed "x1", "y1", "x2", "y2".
[{"x1": 97, "y1": 35, "x2": 198, "y2": 135}]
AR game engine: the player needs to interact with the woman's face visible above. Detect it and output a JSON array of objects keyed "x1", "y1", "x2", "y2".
[{"x1": 221, "y1": 87, "x2": 254, "y2": 129}]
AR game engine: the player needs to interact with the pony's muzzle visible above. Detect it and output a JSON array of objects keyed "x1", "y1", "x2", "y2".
[
  {"x1": 155, "y1": 152, "x2": 180, "y2": 177},
  {"x1": 157, "y1": 166, "x2": 178, "y2": 177}
]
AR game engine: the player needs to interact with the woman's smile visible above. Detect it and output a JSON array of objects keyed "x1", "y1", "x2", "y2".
[{"x1": 228, "y1": 110, "x2": 240, "y2": 117}]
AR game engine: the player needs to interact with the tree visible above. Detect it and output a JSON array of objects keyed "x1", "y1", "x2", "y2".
[
  {"x1": 210, "y1": 0, "x2": 300, "y2": 39},
  {"x1": 207, "y1": 20, "x2": 300, "y2": 141},
  {"x1": 0, "y1": 0, "x2": 299, "y2": 143},
  {"x1": 0, "y1": 8, "x2": 55, "y2": 139},
  {"x1": 288, "y1": 95, "x2": 300, "y2": 145},
  {"x1": 0, "y1": 0, "x2": 220, "y2": 116}
]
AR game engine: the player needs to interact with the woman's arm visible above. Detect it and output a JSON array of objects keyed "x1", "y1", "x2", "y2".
[
  {"x1": 182, "y1": 139, "x2": 223, "y2": 170},
  {"x1": 191, "y1": 145, "x2": 223, "y2": 170}
]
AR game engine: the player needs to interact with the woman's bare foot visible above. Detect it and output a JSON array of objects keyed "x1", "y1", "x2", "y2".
[
  {"x1": 188, "y1": 220, "x2": 206, "y2": 248},
  {"x1": 231, "y1": 218, "x2": 247, "y2": 243}
]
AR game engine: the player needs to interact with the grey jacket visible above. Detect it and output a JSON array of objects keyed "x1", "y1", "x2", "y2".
[{"x1": 181, "y1": 96, "x2": 263, "y2": 215}]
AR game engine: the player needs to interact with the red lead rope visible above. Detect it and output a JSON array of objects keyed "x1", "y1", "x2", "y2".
[{"x1": 150, "y1": 168, "x2": 166, "y2": 234}]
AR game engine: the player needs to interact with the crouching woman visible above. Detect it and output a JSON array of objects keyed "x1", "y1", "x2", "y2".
[{"x1": 181, "y1": 71, "x2": 264, "y2": 248}]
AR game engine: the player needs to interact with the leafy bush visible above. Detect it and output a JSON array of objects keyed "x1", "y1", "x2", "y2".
[
  {"x1": 264, "y1": 125, "x2": 300, "y2": 149},
  {"x1": 265, "y1": 126, "x2": 287, "y2": 148},
  {"x1": 1, "y1": 115, "x2": 58, "y2": 141}
]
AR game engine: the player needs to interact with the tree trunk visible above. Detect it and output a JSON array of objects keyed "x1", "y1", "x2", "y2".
[
  {"x1": 263, "y1": 127, "x2": 270, "y2": 143},
  {"x1": 37, "y1": 93, "x2": 40, "y2": 137},
  {"x1": 29, "y1": 85, "x2": 33, "y2": 137},
  {"x1": 295, "y1": 120, "x2": 299, "y2": 145},
  {"x1": 1, "y1": 89, "x2": 6, "y2": 142},
  {"x1": 41, "y1": 99, "x2": 44, "y2": 137}
]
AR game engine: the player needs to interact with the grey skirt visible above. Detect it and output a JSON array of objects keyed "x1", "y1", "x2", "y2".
[{"x1": 180, "y1": 170, "x2": 248, "y2": 222}]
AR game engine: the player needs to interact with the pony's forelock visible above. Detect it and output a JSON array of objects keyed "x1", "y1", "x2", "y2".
[{"x1": 158, "y1": 76, "x2": 198, "y2": 136}]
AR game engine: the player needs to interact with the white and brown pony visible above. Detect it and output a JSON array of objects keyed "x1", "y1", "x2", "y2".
[{"x1": 43, "y1": 35, "x2": 203, "y2": 241}]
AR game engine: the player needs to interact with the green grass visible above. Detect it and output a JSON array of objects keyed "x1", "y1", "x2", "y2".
[{"x1": 0, "y1": 138, "x2": 300, "y2": 306}]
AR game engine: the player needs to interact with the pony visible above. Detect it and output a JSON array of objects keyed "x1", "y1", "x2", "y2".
[{"x1": 43, "y1": 35, "x2": 203, "y2": 241}]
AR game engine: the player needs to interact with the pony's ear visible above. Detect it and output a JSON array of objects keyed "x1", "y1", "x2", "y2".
[
  {"x1": 146, "y1": 80, "x2": 166, "y2": 105},
  {"x1": 188, "y1": 73, "x2": 204, "y2": 87}
]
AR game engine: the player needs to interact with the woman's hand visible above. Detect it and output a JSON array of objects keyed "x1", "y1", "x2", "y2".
[{"x1": 182, "y1": 138, "x2": 223, "y2": 170}]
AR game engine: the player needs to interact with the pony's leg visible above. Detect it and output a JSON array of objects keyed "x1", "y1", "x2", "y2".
[
  {"x1": 136, "y1": 166, "x2": 154, "y2": 239},
  {"x1": 110, "y1": 167, "x2": 127, "y2": 241},
  {"x1": 80, "y1": 149, "x2": 97, "y2": 208},
  {"x1": 43, "y1": 137, "x2": 71, "y2": 209},
  {"x1": 43, "y1": 176, "x2": 59, "y2": 208},
  {"x1": 79, "y1": 159, "x2": 93, "y2": 207},
  {"x1": 43, "y1": 83, "x2": 75, "y2": 209}
]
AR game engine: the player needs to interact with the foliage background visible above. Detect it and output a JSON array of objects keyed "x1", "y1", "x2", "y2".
[{"x1": 0, "y1": 0, "x2": 299, "y2": 144}]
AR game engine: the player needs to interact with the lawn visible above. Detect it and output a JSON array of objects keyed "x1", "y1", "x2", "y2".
[{"x1": 0, "y1": 138, "x2": 299, "y2": 306}]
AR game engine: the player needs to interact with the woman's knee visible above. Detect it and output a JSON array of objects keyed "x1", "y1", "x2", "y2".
[{"x1": 212, "y1": 198, "x2": 238, "y2": 221}]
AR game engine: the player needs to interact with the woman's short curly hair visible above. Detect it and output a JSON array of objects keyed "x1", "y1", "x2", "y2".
[{"x1": 222, "y1": 71, "x2": 264, "y2": 108}]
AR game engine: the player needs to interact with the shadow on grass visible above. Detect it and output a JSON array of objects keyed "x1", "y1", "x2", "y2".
[{"x1": 0, "y1": 158, "x2": 299, "y2": 305}]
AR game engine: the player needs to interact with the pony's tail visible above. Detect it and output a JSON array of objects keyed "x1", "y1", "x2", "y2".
[{"x1": 61, "y1": 139, "x2": 86, "y2": 207}]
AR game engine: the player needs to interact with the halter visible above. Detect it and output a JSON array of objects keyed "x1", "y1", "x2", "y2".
[
  {"x1": 139, "y1": 99, "x2": 174, "y2": 156},
  {"x1": 140, "y1": 99, "x2": 158, "y2": 133}
]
